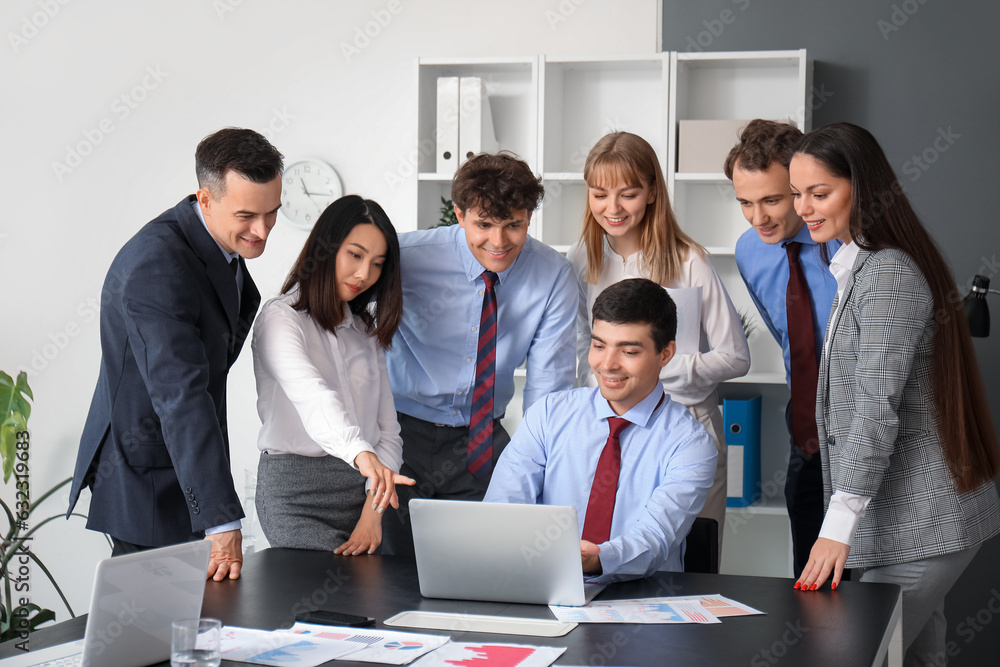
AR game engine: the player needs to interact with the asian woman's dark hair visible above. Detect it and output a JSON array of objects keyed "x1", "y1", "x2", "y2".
[
  {"x1": 281, "y1": 195, "x2": 402, "y2": 349},
  {"x1": 795, "y1": 122, "x2": 998, "y2": 492}
]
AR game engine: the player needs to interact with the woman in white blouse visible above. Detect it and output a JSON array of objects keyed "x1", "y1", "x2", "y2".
[
  {"x1": 252, "y1": 195, "x2": 413, "y2": 555},
  {"x1": 566, "y1": 132, "x2": 750, "y2": 539}
]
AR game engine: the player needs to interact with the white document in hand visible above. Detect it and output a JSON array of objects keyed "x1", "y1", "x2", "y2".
[{"x1": 665, "y1": 286, "x2": 702, "y2": 356}]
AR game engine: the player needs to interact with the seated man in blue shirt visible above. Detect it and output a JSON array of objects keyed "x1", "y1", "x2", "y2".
[
  {"x1": 725, "y1": 119, "x2": 841, "y2": 578},
  {"x1": 383, "y1": 152, "x2": 577, "y2": 555},
  {"x1": 485, "y1": 278, "x2": 717, "y2": 580}
]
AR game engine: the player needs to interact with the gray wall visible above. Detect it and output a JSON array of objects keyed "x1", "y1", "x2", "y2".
[{"x1": 661, "y1": 1, "x2": 1000, "y2": 664}]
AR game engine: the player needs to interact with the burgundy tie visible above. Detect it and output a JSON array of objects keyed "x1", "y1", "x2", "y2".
[
  {"x1": 582, "y1": 417, "x2": 630, "y2": 544},
  {"x1": 786, "y1": 242, "x2": 820, "y2": 456},
  {"x1": 468, "y1": 271, "x2": 498, "y2": 480}
]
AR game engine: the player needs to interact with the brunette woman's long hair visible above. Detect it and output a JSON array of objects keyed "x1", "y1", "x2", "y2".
[
  {"x1": 281, "y1": 195, "x2": 402, "y2": 349},
  {"x1": 796, "y1": 122, "x2": 998, "y2": 492}
]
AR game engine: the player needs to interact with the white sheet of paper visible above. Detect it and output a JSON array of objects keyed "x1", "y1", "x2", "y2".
[
  {"x1": 409, "y1": 642, "x2": 565, "y2": 667},
  {"x1": 665, "y1": 286, "x2": 702, "y2": 356},
  {"x1": 289, "y1": 623, "x2": 451, "y2": 664}
]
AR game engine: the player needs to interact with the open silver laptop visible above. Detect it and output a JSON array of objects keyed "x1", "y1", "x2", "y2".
[
  {"x1": 5, "y1": 540, "x2": 210, "y2": 667},
  {"x1": 410, "y1": 499, "x2": 604, "y2": 607}
]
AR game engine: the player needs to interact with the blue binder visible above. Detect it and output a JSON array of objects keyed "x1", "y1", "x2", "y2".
[{"x1": 723, "y1": 396, "x2": 762, "y2": 508}]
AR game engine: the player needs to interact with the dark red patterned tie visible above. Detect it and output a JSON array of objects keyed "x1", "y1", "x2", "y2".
[
  {"x1": 468, "y1": 271, "x2": 498, "y2": 480},
  {"x1": 786, "y1": 242, "x2": 820, "y2": 456},
  {"x1": 582, "y1": 417, "x2": 630, "y2": 544}
]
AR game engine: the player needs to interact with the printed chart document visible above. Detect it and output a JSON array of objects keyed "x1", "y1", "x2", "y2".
[
  {"x1": 290, "y1": 623, "x2": 450, "y2": 664},
  {"x1": 221, "y1": 624, "x2": 451, "y2": 666},
  {"x1": 549, "y1": 594, "x2": 763, "y2": 624},
  {"x1": 221, "y1": 626, "x2": 363, "y2": 666},
  {"x1": 409, "y1": 643, "x2": 565, "y2": 667}
]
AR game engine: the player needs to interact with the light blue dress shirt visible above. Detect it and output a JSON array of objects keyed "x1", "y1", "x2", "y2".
[
  {"x1": 386, "y1": 225, "x2": 577, "y2": 425},
  {"x1": 734, "y1": 224, "x2": 841, "y2": 385},
  {"x1": 484, "y1": 386, "x2": 717, "y2": 581}
]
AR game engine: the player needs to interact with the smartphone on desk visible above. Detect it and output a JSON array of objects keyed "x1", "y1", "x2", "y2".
[{"x1": 294, "y1": 609, "x2": 376, "y2": 627}]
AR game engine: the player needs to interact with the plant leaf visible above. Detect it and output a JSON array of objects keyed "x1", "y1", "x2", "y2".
[
  {"x1": 0, "y1": 371, "x2": 31, "y2": 485},
  {"x1": 0, "y1": 418, "x2": 17, "y2": 484}
]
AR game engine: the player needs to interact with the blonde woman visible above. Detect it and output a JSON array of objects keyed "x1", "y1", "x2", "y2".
[{"x1": 567, "y1": 132, "x2": 750, "y2": 542}]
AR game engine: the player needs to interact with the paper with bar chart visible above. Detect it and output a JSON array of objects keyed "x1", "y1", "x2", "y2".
[
  {"x1": 409, "y1": 643, "x2": 565, "y2": 667},
  {"x1": 548, "y1": 594, "x2": 763, "y2": 624},
  {"x1": 289, "y1": 623, "x2": 450, "y2": 664}
]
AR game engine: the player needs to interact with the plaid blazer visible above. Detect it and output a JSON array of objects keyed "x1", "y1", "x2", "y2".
[{"x1": 817, "y1": 248, "x2": 1000, "y2": 568}]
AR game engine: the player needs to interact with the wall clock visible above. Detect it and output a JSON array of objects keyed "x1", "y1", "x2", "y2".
[{"x1": 280, "y1": 159, "x2": 343, "y2": 230}]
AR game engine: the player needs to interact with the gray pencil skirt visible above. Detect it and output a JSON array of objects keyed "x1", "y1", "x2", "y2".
[{"x1": 255, "y1": 451, "x2": 367, "y2": 550}]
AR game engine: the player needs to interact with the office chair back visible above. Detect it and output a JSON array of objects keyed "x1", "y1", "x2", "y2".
[{"x1": 683, "y1": 517, "x2": 719, "y2": 574}]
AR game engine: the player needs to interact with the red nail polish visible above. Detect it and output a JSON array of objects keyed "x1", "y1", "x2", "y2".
[
  {"x1": 831, "y1": 582, "x2": 838, "y2": 591},
  {"x1": 793, "y1": 582, "x2": 801, "y2": 590},
  {"x1": 811, "y1": 584, "x2": 818, "y2": 591}
]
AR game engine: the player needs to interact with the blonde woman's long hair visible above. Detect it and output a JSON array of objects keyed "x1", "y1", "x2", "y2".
[{"x1": 581, "y1": 132, "x2": 703, "y2": 285}]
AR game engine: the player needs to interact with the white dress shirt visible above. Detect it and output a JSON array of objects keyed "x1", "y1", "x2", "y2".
[
  {"x1": 251, "y1": 293, "x2": 403, "y2": 477},
  {"x1": 567, "y1": 239, "x2": 750, "y2": 406},
  {"x1": 818, "y1": 240, "x2": 873, "y2": 546}
]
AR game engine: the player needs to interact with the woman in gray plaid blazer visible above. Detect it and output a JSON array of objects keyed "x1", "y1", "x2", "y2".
[{"x1": 787, "y1": 123, "x2": 1000, "y2": 664}]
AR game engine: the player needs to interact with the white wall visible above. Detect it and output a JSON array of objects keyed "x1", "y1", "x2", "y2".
[{"x1": 0, "y1": 0, "x2": 659, "y2": 620}]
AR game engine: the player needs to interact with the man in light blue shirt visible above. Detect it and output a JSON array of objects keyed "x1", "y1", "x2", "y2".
[
  {"x1": 485, "y1": 279, "x2": 717, "y2": 580},
  {"x1": 724, "y1": 120, "x2": 841, "y2": 578},
  {"x1": 383, "y1": 152, "x2": 577, "y2": 555}
]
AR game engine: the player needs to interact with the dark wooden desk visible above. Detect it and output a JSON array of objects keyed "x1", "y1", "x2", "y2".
[{"x1": 2, "y1": 548, "x2": 901, "y2": 666}]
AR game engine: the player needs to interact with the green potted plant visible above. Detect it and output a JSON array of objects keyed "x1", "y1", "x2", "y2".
[
  {"x1": 436, "y1": 197, "x2": 458, "y2": 227},
  {"x1": 0, "y1": 371, "x2": 85, "y2": 644}
]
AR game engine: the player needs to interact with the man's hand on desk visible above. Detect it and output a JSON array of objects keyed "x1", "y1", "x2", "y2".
[
  {"x1": 581, "y1": 540, "x2": 602, "y2": 575},
  {"x1": 206, "y1": 529, "x2": 243, "y2": 581}
]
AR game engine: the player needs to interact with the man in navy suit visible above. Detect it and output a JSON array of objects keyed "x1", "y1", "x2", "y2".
[{"x1": 68, "y1": 128, "x2": 283, "y2": 580}]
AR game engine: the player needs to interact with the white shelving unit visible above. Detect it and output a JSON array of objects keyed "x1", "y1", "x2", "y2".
[
  {"x1": 415, "y1": 57, "x2": 539, "y2": 230},
  {"x1": 538, "y1": 55, "x2": 669, "y2": 252},
  {"x1": 414, "y1": 50, "x2": 812, "y2": 577},
  {"x1": 666, "y1": 49, "x2": 811, "y2": 387}
]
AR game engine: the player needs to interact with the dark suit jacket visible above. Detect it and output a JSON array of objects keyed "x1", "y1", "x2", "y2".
[
  {"x1": 68, "y1": 196, "x2": 260, "y2": 547},
  {"x1": 817, "y1": 247, "x2": 1000, "y2": 569}
]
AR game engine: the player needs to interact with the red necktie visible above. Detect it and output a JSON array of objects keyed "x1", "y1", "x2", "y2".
[
  {"x1": 468, "y1": 271, "x2": 498, "y2": 480},
  {"x1": 786, "y1": 242, "x2": 820, "y2": 456},
  {"x1": 582, "y1": 417, "x2": 630, "y2": 544}
]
